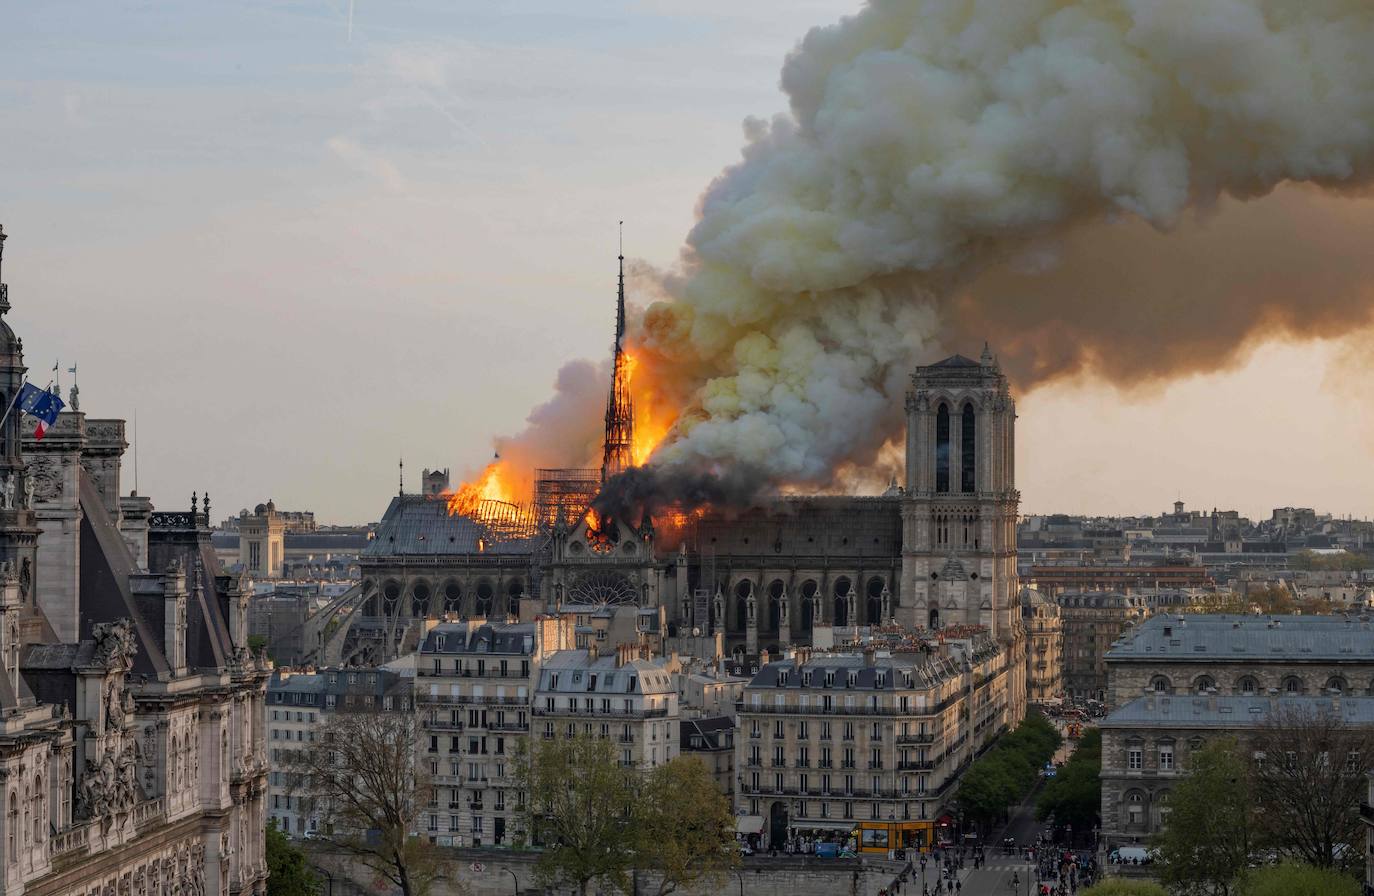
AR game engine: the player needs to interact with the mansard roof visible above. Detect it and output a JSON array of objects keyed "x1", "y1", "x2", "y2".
[
  {"x1": 1106, "y1": 613, "x2": 1374, "y2": 663},
  {"x1": 419, "y1": 621, "x2": 537, "y2": 656},
  {"x1": 363, "y1": 494, "x2": 538, "y2": 558}
]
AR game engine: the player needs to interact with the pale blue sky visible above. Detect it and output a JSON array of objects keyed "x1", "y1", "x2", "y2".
[{"x1": 1, "y1": 1, "x2": 1368, "y2": 523}]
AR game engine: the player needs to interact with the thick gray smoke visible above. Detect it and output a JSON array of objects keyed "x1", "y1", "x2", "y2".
[
  {"x1": 479, "y1": 2, "x2": 1374, "y2": 510},
  {"x1": 629, "y1": 0, "x2": 1374, "y2": 497}
]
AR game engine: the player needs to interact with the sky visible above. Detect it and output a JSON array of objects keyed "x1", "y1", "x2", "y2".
[{"x1": 1, "y1": 0, "x2": 1371, "y2": 525}]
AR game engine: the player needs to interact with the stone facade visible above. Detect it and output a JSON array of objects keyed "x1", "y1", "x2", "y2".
[
  {"x1": 533, "y1": 645, "x2": 681, "y2": 770},
  {"x1": 415, "y1": 618, "x2": 574, "y2": 848},
  {"x1": 734, "y1": 635, "x2": 1015, "y2": 852},
  {"x1": 1057, "y1": 592, "x2": 1149, "y2": 701},
  {"x1": 0, "y1": 229, "x2": 269, "y2": 896},
  {"x1": 1022, "y1": 587, "x2": 1062, "y2": 703},
  {"x1": 266, "y1": 666, "x2": 410, "y2": 836},
  {"x1": 237, "y1": 502, "x2": 285, "y2": 580},
  {"x1": 1099, "y1": 692, "x2": 1374, "y2": 851}
]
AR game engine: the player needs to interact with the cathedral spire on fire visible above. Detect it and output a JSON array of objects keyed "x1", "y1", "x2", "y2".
[{"x1": 600, "y1": 222, "x2": 634, "y2": 484}]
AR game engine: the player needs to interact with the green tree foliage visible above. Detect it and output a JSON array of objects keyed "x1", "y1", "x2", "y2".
[
  {"x1": 266, "y1": 820, "x2": 320, "y2": 896},
  {"x1": 284, "y1": 712, "x2": 445, "y2": 896},
  {"x1": 1080, "y1": 881, "x2": 1168, "y2": 896},
  {"x1": 956, "y1": 713, "x2": 1062, "y2": 833},
  {"x1": 1153, "y1": 738, "x2": 1253, "y2": 896},
  {"x1": 516, "y1": 732, "x2": 639, "y2": 896},
  {"x1": 635, "y1": 756, "x2": 739, "y2": 896},
  {"x1": 1036, "y1": 728, "x2": 1100, "y2": 835},
  {"x1": 1289, "y1": 550, "x2": 1371, "y2": 572},
  {"x1": 1238, "y1": 862, "x2": 1361, "y2": 896}
]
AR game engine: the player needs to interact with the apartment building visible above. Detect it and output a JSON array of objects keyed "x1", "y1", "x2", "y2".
[
  {"x1": 266, "y1": 666, "x2": 411, "y2": 835},
  {"x1": 734, "y1": 635, "x2": 1014, "y2": 853},
  {"x1": 415, "y1": 617, "x2": 574, "y2": 847},
  {"x1": 532, "y1": 644, "x2": 681, "y2": 769}
]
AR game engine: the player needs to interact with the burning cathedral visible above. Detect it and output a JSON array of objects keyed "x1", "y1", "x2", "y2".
[{"x1": 318, "y1": 251, "x2": 1025, "y2": 712}]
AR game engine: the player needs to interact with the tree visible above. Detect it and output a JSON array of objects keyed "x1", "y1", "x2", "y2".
[
  {"x1": 1237, "y1": 862, "x2": 1361, "y2": 896},
  {"x1": 635, "y1": 756, "x2": 738, "y2": 896},
  {"x1": 1080, "y1": 881, "x2": 1168, "y2": 896},
  {"x1": 1249, "y1": 704, "x2": 1373, "y2": 871},
  {"x1": 516, "y1": 732, "x2": 638, "y2": 896},
  {"x1": 1154, "y1": 738, "x2": 1254, "y2": 896},
  {"x1": 285, "y1": 712, "x2": 445, "y2": 896},
  {"x1": 266, "y1": 820, "x2": 320, "y2": 896},
  {"x1": 1037, "y1": 729, "x2": 1100, "y2": 837}
]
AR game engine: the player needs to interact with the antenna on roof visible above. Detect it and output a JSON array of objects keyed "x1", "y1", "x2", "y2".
[{"x1": 398, "y1": 457, "x2": 404, "y2": 496}]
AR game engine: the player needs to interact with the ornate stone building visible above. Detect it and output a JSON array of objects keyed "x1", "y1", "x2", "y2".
[
  {"x1": 1057, "y1": 591, "x2": 1149, "y2": 702},
  {"x1": 0, "y1": 226, "x2": 269, "y2": 896},
  {"x1": 1022, "y1": 587, "x2": 1063, "y2": 703}
]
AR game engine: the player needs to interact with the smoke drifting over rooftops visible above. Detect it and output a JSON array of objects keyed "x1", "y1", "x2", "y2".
[{"x1": 479, "y1": 1, "x2": 1374, "y2": 512}]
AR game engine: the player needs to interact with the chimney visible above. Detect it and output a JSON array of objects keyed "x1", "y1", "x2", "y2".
[
  {"x1": 589, "y1": 642, "x2": 599, "y2": 661},
  {"x1": 864, "y1": 647, "x2": 877, "y2": 668},
  {"x1": 760, "y1": 648, "x2": 770, "y2": 667}
]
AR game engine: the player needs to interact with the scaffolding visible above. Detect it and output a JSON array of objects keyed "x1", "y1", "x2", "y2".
[
  {"x1": 533, "y1": 468, "x2": 600, "y2": 530},
  {"x1": 473, "y1": 498, "x2": 538, "y2": 541}
]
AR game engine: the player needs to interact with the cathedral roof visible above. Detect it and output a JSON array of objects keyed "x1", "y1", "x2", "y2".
[
  {"x1": 929, "y1": 354, "x2": 981, "y2": 368},
  {"x1": 363, "y1": 495, "x2": 539, "y2": 557}
]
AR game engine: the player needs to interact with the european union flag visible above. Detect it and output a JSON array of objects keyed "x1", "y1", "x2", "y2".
[{"x1": 17, "y1": 383, "x2": 64, "y2": 440}]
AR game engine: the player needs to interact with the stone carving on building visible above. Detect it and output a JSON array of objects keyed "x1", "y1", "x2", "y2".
[
  {"x1": 0, "y1": 474, "x2": 12, "y2": 510},
  {"x1": 22, "y1": 474, "x2": 32, "y2": 509},
  {"x1": 26, "y1": 454, "x2": 61, "y2": 502},
  {"x1": 92, "y1": 619, "x2": 137, "y2": 672},
  {"x1": 75, "y1": 738, "x2": 143, "y2": 821}
]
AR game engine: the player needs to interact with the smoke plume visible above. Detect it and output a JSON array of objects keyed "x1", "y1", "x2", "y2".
[{"x1": 483, "y1": 1, "x2": 1374, "y2": 510}]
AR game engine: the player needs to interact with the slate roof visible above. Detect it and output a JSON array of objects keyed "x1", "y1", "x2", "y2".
[
  {"x1": 681, "y1": 716, "x2": 734, "y2": 750},
  {"x1": 747, "y1": 654, "x2": 954, "y2": 691},
  {"x1": 362, "y1": 495, "x2": 539, "y2": 557},
  {"x1": 929, "y1": 354, "x2": 980, "y2": 368},
  {"x1": 1106, "y1": 613, "x2": 1374, "y2": 663},
  {"x1": 536, "y1": 650, "x2": 675, "y2": 696},
  {"x1": 418, "y1": 622, "x2": 537, "y2": 656},
  {"x1": 1103, "y1": 694, "x2": 1374, "y2": 728}
]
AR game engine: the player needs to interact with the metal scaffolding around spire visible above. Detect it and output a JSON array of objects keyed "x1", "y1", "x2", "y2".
[{"x1": 601, "y1": 222, "x2": 634, "y2": 484}]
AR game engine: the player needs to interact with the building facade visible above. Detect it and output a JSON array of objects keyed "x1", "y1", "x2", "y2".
[
  {"x1": 0, "y1": 226, "x2": 269, "y2": 896},
  {"x1": 238, "y1": 502, "x2": 286, "y2": 579},
  {"x1": 415, "y1": 618, "x2": 573, "y2": 847},
  {"x1": 1099, "y1": 692, "x2": 1374, "y2": 851},
  {"x1": 1022, "y1": 588, "x2": 1063, "y2": 703},
  {"x1": 733, "y1": 636, "x2": 1014, "y2": 852},
  {"x1": 533, "y1": 645, "x2": 681, "y2": 770},
  {"x1": 266, "y1": 667, "x2": 410, "y2": 836},
  {"x1": 1057, "y1": 592, "x2": 1149, "y2": 702}
]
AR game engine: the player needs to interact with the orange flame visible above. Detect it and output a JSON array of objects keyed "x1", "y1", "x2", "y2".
[
  {"x1": 446, "y1": 461, "x2": 514, "y2": 517},
  {"x1": 624, "y1": 349, "x2": 674, "y2": 467}
]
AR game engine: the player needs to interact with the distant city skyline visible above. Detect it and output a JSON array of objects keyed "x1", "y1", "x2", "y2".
[{"x1": 3, "y1": 3, "x2": 1372, "y2": 525}]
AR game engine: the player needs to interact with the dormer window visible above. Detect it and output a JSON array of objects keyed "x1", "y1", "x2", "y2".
[
  {"x1": 824, "y1": 672, "x2": 835, "y2": 688},
  {"x1": 802, "y1": 671, "x2": 812, "y2": 687},
  {"x1": 875, "y1": 673, "x2": 886, "y2": 688},
  {"x1": 778, "y1": 671, "x2": 789, "y2": 686},
  {"x1": 847, "y1": 672, "x2": 857, "y2": 688},
  {"x1": 435, "y1": 635, "x2": 445, "y2": 651}
]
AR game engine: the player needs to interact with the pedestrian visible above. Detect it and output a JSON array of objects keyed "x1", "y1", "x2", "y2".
[{"x1": 955, "y1": 881, "x2": 961, "y2": 893}]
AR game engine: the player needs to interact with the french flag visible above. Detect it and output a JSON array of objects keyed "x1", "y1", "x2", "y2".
[{"x1": 17, "y1": 383, "x2": 64, "y2": 441}]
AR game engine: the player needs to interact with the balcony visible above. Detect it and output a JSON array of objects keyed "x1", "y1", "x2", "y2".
[
  {"x1": 423, "y1": 719, "x2": 464, "y2": 732},
  {"x1": 898, "y1": 760, "x2": 935, "y2": 771},
  {"x1": 896, "y1": 733, "x2": 936, "y2": 745},
  {"x1": 532, "y1": 706, "x2": 669, "y2": 719}
]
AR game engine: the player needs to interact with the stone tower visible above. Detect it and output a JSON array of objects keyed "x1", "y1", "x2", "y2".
[
  {"x1": 0, "y1": 226, "x2": 41, "y2": 611},
  {"x1": 899, "y1": 347, "x2": 1019, "y2": 637}
]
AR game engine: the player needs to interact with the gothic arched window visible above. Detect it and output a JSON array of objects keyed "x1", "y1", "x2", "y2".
[
  {"x1": 935, "y1": 404, "x2": 950, "y2": 493},
  {"x1": 6, "y1": 792, "x2": 13, "y2": 862},
  {"x1": 961, "y1": 403, "x2": 976, "y2": 493}
]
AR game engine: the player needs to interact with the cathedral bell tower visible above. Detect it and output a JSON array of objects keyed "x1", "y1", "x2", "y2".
[
  {"x1": 0, "y1": 226, "x2": 42, "y2": 610},
  {"x1": 899, "y1": 346, "x2": 1019, "y2": 637}
]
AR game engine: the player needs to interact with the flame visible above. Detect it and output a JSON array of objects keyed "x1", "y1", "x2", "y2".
[
  {"x1": 624, "y1": 349, "x2": 675, "y2": 467},
  {"x1": 584, "y1": 507, "x2": 618, "y2": 553},
  {"x1": 446, "y1": 461, "x2": 515, "y2": 517}
]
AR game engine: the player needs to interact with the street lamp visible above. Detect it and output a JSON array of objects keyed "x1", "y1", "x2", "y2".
[{"x1": 500, "y1": 866, "x2": 519, "y2": 895}]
